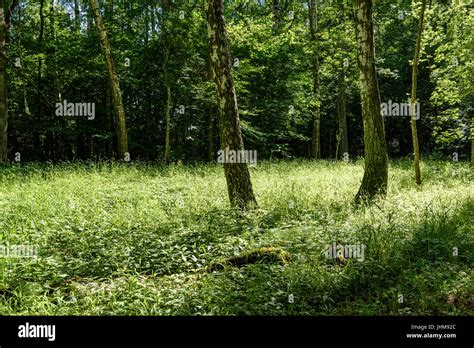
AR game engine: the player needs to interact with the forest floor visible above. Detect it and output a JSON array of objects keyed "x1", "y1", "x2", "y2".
[{"x1": 0, "y1": 160, "x2": 472, "y2": 315}]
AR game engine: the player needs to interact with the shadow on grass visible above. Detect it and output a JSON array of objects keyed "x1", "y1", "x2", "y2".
[{"x1": 193, "y1": 199, "x2": 473, "y2": 315}]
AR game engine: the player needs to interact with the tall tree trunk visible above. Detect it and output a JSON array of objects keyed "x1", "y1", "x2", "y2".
[
  {"x1": 410, "y1": 0, "x2": 426, "y2": 186},
  {"x1": 164, "y1": 77, "x2": 171, "y2": 162},
  {"x1": 13, "y1": 1, "x2": 30, "y2": 119},
  {"x1": 49, "y1": 0, "x2": 60, "y2": 102},
  {"x1": 308, "y1": 0, "x2": 320, "y2": 159},
  {"x1": 50, "y1": 0, "x2": 62, "y2": 159},
  {"x1": 336, "y1": 70, "x2": 349, "y2": 159},
  {"x1": 471, "y1": 137, "x2": 473, "y2": 163},
  {"x1": 34, "y1": 0, "x2": 45, "y2": 160},
  {"x1": 0, "y1": 0, "x2": 7, "y2": 162},
  {"x1": 353, "y1": 0, "x2": 388, "y2": 202},
  {"x1": 336, "y1": 2, "x2": 348, "y2": 160},
  {"x1": 205, "y1": 0, "x2": 257, "y2": 209},
  {"x1": 162, "y1": 0, "x2": 172, "y2": 162},
  {"x1": 0, "y1": 0, "x2": 19, "y2": 162},
  {"x1": 207, "y1": 54, "x2": 214, "y2": 162},
  {"x1": 90, "y1": 0, "x2": 129, "y2": 159},
  {"x1": 207, "y1": 105, "x2": 214, "y2": 162}
]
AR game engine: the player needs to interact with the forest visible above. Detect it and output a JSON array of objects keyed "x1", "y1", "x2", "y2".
[{"x1": 0, "y1": 0, "x2": 472, "y2": 317}]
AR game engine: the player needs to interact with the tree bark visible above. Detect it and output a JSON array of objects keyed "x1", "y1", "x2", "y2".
[
  {"x1": 471, "y1": 136, "x2": 473, "y2": 163},
  {"x1": 0, "y1": 0, "x2": 19, "y2": 162},
  {"x1": 162, "y1": 0, "x2": 172, "y2": 162},
  {"x1": 336, "y1": 2, "x2": 348, "y2": 160},
  {"x1": 308, "y1": 0, "x2": 320, "y2": 159},
  {"x1": 164, "y1": 77, "x2": 171, "y2": 162},
  {"x1": 353, "y1": 0, "x2": 388, "y2": 202},
  {"x1": 336, "y1": 70, "x2": 349, "y2": 159},
  {"x1": 207, "y1": 54, "x2": 214, "y2": 162},
  {"x1": 0, "y1": 0, "x2": 7, "y2": 162},
  {"x1": 207, "y1": 105, "x2": 214, "y2": 162},
  {"x1": 410, "y1": 0, "x2": 426, "y2": 186},
  {"x1": 205, "y1": 0, "x2": 257, "y2": 208},
  {"x1": 90, "y1": 0, "x2": 129, "y2": 159}
]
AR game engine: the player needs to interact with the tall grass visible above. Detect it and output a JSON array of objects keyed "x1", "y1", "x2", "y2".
[{"x1": 0, "y1": 159, "x2": 472, "y2": 315}]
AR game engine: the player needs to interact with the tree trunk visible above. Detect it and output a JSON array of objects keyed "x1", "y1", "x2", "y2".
[
  {"x1": 336, "y1": 70, "x2": 349, "y2": 159},
  {"x1": 164, "y1": 77, "x2": 171, "y2": 162},
  {"x1": 471, "y1": 137, "x2": 473, "y2": 163},
  {"x1": 90, "y1": 0, "x2": 129, "y2": 159},
  {"x1": 308, "y1": 0, "x2": 320, "y2": 159},
  {"x1": 410, "y1": 0, "x2": 426, "y2": 186},
  {"x1": 207, "y1": 55, "x2": 214, "y2": 162},
  {"x1": 0, "y1": 0, "x2": 7, "y2": 162},
  {"x1": 353, "y1": 0, "x2": 388, "y2": 202},
  {"x1": 34, "y1": 0, "x2": 45, "y2": 160},
  {"x1": 14, "y1": 2, "x2": 30, "y2": 119},
  {"x1": 336, "y1": 3, "x2": 348, "y2": 160},
  {"x1": 0, "y1": 0, "x2": 19, "y2": 163},
  {"x1": 205, "y1": 0, "x2": 257, "y2": 209},
  {"x1": 162, "y1": 0, "x2": 172, "y2": 162},
  {"x1": 207, "y1": 105, "x2": 214, "y2": 162}
]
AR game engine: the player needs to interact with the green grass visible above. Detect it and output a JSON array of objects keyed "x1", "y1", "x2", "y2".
[{"x1": 0, "y1": 159, "x2": 472, "y2": 315}]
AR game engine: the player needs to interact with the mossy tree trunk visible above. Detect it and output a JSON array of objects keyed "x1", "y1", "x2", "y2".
[
  {"x1": 164, "y1": 76, "x2": 171, "y2": 162},
  {"x1": 336, "y1": 2, "x2": 349, "y2": 160},
  {"x1": 162, "y1": 0, "x2": 172, "y2": 163},
  {"x1": 0, "y1": 0, "x2": 7, "y2": 163},
  {"x1": 353, "y1": 0, "x2": 388, "y2": 202},
  {"x1": 410, "y1": 0, "x2": 427, "y2": 186},
  {"x1": 308, "y1": 0, "x2": 321, "y2": 159},
  {"x1": 0, "y1": 0, "x2": 18, "y2": 163},
  {"x1": 90, "y1": 0, "x2": 128, "y2": 160},
  {"x1": 205, "y1": 0, "x2": 257, "y2": 209}
]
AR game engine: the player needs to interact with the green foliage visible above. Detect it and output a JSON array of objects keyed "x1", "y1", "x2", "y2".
[{"x1": 4, "y1": 0, "x2": 471, "y2": 162}]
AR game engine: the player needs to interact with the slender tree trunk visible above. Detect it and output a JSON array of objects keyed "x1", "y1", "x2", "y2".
[
  {"x1": 353, "y1": 0, "x2": 388, "y2": 202},
  {"x1": 0, "y1": 0, "x2": 7, "y2": 162},
  {"x1": 207, "y1": 55, "x2": 214, "y2": 162},
  {"x1": 336, "y1": 70, "x2": 349, "y2": 159},
  {"x1": 207, "y1": 106, "x2": 214, "y2": 162},
  {"x1": 410, "y1": 0, "x2": 426, "y2": 186},
  {"x1": 49, "y1": 0, "x2": 60, "y2": 102},
  {"x1": 90, "y1": 0, "x2": 128, "y2": 159},
  {"x1": 0, "y1": 0, "x2": 19, "y2": 162},
  {"x1": 162, "y1": 0, "x2": 172, "y2": 162},
  {"x1": 144, "y1": 3, "x2": 149, "y2": 44},
  {"x1": 336, "y1": 2, "x2": 348, "y2": 160},
  {"x1": 14, "y1": 3, "x2": 30, "y2": 119},
  {"x1": 205, "y1": 0, "x2": 257, "y2": 208},
  {"x1": 34, "y1": 0, "x2": 45, "y2": 160},
  {"x1": 471, "y1": 136, "x2": 473, "y2": 163},
  {"x1": 309, "y1": 0, "x2": 320, "y2": 159},
  {"x1": 50, "y1": 0, "x2": 63, "y2": 159},
  {"x1": 164, "y1": 77, "x2": 171, "y2": 162}
]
